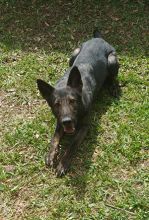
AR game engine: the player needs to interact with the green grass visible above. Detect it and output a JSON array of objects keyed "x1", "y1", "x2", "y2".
[{"x1": 0, "y1": 0, "x2": 149, "y2": 219}]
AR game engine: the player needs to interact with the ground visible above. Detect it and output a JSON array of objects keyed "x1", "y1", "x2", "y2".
[{"x1": 0, "y1": 0, "x2": 149, "y2": 219}]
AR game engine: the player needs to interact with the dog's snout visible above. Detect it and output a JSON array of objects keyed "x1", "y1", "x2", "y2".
[{"x1": 62, "y1": 117, "x2": 72, "y2": 125}]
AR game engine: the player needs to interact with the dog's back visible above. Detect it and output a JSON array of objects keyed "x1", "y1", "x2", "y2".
[
  {"x1": 68, "y1": 31, "x2": 116, "y2": 107},
  {"x1": 55, "y1": 30, "x2": 117, "y2": 109},
  {"x1": 73, "y1": 34, "x2": 115, "y2": 85}
]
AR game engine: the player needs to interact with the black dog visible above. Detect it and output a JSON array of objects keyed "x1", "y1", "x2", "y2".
[{"x1": 37, "y1": 30, "x2": 119, "y2": 177}]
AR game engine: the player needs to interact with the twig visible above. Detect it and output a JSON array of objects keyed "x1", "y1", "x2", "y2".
[{"x1": 105, "y1": 203, "x2": 136, "y2": 216}]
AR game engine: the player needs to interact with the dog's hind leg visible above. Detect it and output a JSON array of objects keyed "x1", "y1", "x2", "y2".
[
  {"x1": 69, "y1": 47, "x2": 81, "y2": 66},
  {"x1": 107, "y1": 51, "x2": 120, "y2": 97},
  {"x1": 107, "y1": 51, "x2": 119, "y2": 78},
  {"x1": 45, "y1": 123, "x2": 64, "y2": 168}
]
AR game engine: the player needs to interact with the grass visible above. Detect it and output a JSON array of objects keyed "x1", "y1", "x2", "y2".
[{"x1": 0, "y1": 0, "x2": 149, "y2": 219}]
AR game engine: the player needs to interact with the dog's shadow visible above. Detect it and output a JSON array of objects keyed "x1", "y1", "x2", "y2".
[{"x1": 64, "y1": 79, "x2": 122, "y2": 199}]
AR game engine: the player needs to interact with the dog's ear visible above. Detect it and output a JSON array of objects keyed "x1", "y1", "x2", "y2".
[
  {"x1": 37, "y1": 79, "x2": 54, "y2": 105},
  {"x1": 67, "y1": 66, "x2": 83, "y2": 92}
]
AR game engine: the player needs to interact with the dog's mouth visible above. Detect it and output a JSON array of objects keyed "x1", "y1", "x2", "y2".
[{"x1": 63, "y1": 125, "x2": 75, "y2": 135}]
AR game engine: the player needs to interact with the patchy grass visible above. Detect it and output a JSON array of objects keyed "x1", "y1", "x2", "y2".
[{"x1": 0, "y1": 0, "x2": 149, "y2": 219}]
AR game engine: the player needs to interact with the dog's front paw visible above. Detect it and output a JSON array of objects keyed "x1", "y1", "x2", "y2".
[
  {"x1": 56, "y1": 160, "x2": 70, "y2": 177},
  {"x1": 45, "y1": 152, "x2": 57, "y2": 168}
]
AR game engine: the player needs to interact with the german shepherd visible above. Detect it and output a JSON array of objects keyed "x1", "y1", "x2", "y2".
[{"x1": 37, "y1": 30, "x2": 119, "y2": 176}]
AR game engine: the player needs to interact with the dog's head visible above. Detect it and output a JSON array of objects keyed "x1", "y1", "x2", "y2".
[{"x1": 37, "y1": 66, "x2": 84, "y2": 134}]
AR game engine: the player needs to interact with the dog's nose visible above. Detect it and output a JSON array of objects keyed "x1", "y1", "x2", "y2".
[{"x1": 62, "y1": 117, "x2": 72, "y2": 126}]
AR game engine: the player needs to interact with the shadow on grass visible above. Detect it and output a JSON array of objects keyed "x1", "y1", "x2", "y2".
[
  {"x1": 65, "y1": 80, "x2": 122, "y2": 199},
  {"x1": 0, "y1": 0, "x2": 148, "y2": 55}
]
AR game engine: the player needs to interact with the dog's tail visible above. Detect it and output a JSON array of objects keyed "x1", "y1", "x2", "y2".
[{"x1": 93, "y1": 29, "x2": 102, "y2": 38}]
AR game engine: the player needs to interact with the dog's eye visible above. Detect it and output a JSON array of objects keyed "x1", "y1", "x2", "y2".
[
  {"x1": 69, "y1": 98, "x2": 76, "y2": 104},
  {"x1": 54, "y1": 101, "x2": 60, "y2": 107}
]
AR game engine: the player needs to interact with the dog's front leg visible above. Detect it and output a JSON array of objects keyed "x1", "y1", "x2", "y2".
[
  {"x1": 56, "y1": 124, "x2": 88, "y2": 177},
  {"x1": 45, "y1": 123, "x2": 63, "y2": 168}
]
